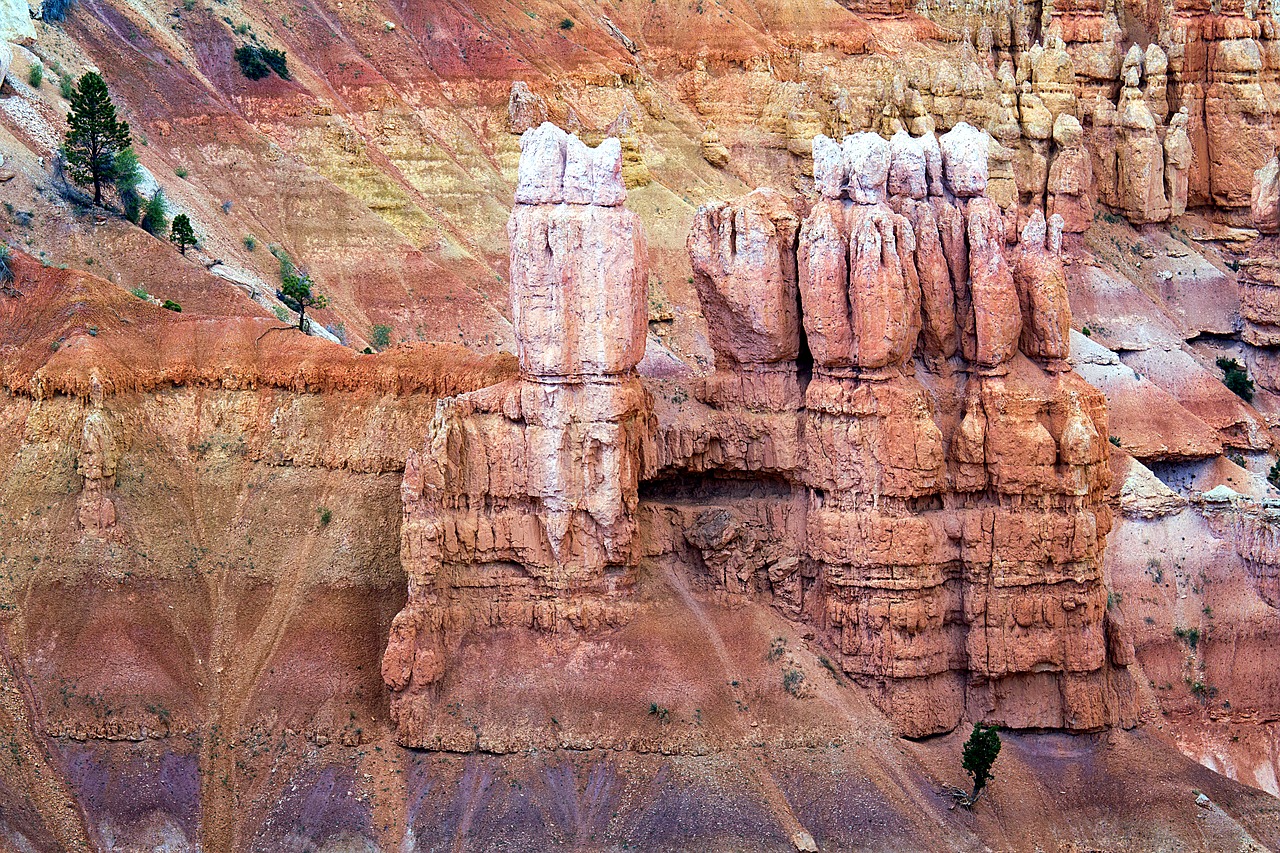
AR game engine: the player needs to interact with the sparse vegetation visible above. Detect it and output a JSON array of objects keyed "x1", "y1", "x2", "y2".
[
  {"x1": 59, "y1": 76, "x2": 74, "y2": 99},
  {"x1": 767, "y1": 637, "x2": 786, "y2": 662},
  {"x1": 1216, "y1": 356, "x2": 1254, "y2": 403},
  {"x1": 0, "y1": 246, "x2": 13, "y2": 286},
  {"x1": 1109, "y1": 435, "x2": 1121, "y2": 447},
  {"x1": 782, "y1": 668, "x2": 805, "y2": 697},
  {"x1": 559, "y1": 17, "x2": 574, "y2": 29},
  {"x1": 1173, "y1": 626, "x2": 1201, "y2": 651},
  {"x1": 1267, "y1": 457, "x2": 1280, "y2": 490},
  {"x1": 169, "y1": 214, "x2": 198, "y2": 255},
  {"x1": 647, "y1": 702, "x2": 670, "y2": 722},
  {"x1": 62, "y1": 72, "x2": 132, "y2": 206},
  {"x1": 318, "y1": 507, "x2": 332, "y2": 526},
  {"x1": 112, "y1": 147, "x2": 142, "y2": 222},
  {"x1": 175, "y1": 166, "x2": 188, "y2": 179},
  {"x1": 1081, "y1": 325, "x2": 1092, "y2": 337},
  {"x1": 235, "y1": 44, "x2": 290, "y2": 80},
  {"x1": 243, "y1": 235, "x2": 257, "y2": 251},
  {"x1": 370, "y1": 323, "x2": 392, "y2": 349},
  {"x1": 28, "y1": 63, "x2": 43, "y2": 88},
  {"x1": 130, "y1": 286, "x2": 150, "y2": 300}
]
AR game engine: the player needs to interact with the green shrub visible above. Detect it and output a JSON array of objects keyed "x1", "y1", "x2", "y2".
[
  {"x1": 235, "y1": 44, "x2": 289, "y2": 80},
  {"x1": 370, "y1": 323, "x2": 392, "y2": 349},
  {"x1": 28, "y1": 64, "x2": 43, "y2": 87},
  {"x1": 558, "y1": 17, "x2": 574, "y2": 29},
  {"x1": 59, "y1": 76, "x2": 73, "y2": 99},
  {"x1": 161, "y1": 300, "x2": 182, "y2": 312},
  {"x1": 141, "y1": 190, "x2": 169, "y2": 236},
  {"x1": 0, "y1": 245, "x2": 13, "y2": 286},
  {"x1": 175, "y1": 166, "x2": 188, "y2": 179},
  {"x1": 243, "y1": 235, "x2": 257, "y2": 251},
  {"x1": 647, "y1": 702, "x2": 669, "y2": 722},
  {"x1": 1216, "y1": 357, "x2": 1254, "y2": 402},
  {"x1": 129, "y1": 285, "x2": 150, "y2": 299},
  {"x1": 318, "y1": 506, "x2": 331, "y2": 526}
]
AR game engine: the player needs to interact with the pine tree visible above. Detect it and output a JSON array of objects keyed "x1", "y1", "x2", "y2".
[
  {"x1": 961, "y1": 723, "x2": 1001, "y2": 806},
  {"x1": 273, "y1": 246, "x2": 328, "y2": 332},
  {"x1": 170, "y1": 214, "x2": 197, "y2": 255},
  {"x1": 63, "y1": 72, "x2": 131, "y2": 206}
]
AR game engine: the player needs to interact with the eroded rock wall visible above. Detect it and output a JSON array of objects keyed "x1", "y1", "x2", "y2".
[{"x1": 388, "y1": 121, "x2": 1137, "y2": 741}]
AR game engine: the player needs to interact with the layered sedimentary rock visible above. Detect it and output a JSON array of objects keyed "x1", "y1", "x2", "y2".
[
  {"x1": 385, "y1": 125, "x2": 653, "y2": 707},
  {"x1": 1242, "y1": 160, "x2": 1280, "y2": 359},
  {"x1": 388, "y1": 121, "x2": 1135, "y2": 741},
  {"x1": 688, "y1": 187, "x2": 802, "y2": 410}
]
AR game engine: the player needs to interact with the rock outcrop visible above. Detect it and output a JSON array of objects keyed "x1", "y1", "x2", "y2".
[
  {"x1": 385, "y1": 125, "x2": 653, "y2": 708},
  {"x1": 1047, "y1": 113, "x2": 1094, "y2": 232},
  {"x1": 1252, "y1": 155, "x2": 1280, "y2": 235},
  {"x1": 688, "y1": 187, "x2": 801, "y2": 410},
  {"x1": 1115, "y1": 65, "x2": 1171, "y2": 224},
  {"x1": 388, "y1": 121, "x2": 1136, "y2": 742}
]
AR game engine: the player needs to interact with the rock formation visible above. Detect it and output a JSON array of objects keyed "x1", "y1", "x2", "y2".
[
  {"x1": 506, "y1": 82, "x2": 547, "y2": 135},
  {"x1": 1164, "y1": 107, "x2": 1192, "y2": 218},
  {"x1": 1015, "y1": 210, "x2": 1071, "y2": 366},
  {"x1": 1047, "y1": 113, "x2": 1093, "y2": 232},
  {"x1": 392, "y1": 120, "x2": 1136, "y2": 742},
  {"x1": 77, "y1": 408, "x2": 119, "y2": 534},
  {"x1": 1252, "y1": 155, "x2": 1279, "y2": 235},
  {"x1": 1115, "y1": 64, "x2": 1171, "y2": 224},
  {"x1": 688, "y1": 187, "x2": 801, "y2": 409},
  {"x1": 671, "y1": 124, "x2": 1135, "y2": 736},
  {"x1": 385, "y1": 124, "x2": 653, "y2": 704}
]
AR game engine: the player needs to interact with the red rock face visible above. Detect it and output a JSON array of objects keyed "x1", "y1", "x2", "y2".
[{"x1": 387, "y1": 123, "x2": 1136, "y2": 741}]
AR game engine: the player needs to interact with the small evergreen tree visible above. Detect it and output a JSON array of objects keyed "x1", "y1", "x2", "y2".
[
  {"x1": 141, "y1": 190, "x2": 169, "y2": 237},
  {"x1": 961, "y1": 723, "x2": 1001, "y2": 806},
  {"x1": 63, "y1": 72, "x2": 131, "y2": 206},
  {"x1": 170, "y1": 214, "x2": 197, "y2": 254},
  {"x1": 273, "y1": 247, "x2": 327, "y2": 332}
]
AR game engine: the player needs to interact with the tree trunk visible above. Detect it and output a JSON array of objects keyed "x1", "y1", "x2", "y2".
[
  {"x1": 297, "y1": 306, "x2": 306, "y2": 332},
  {"x1": 93, "y1": 173, "x2": 102, "y2": 206}
]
